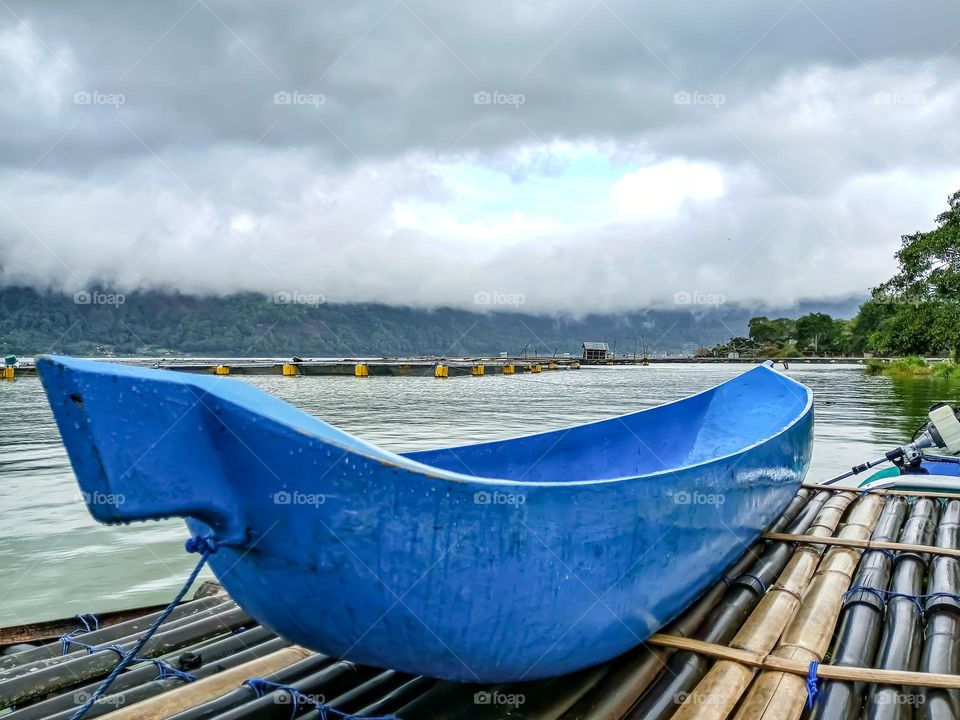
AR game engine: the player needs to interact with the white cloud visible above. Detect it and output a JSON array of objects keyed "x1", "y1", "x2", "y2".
[{"x1": 611, "y1": 160, "x2": 725, "y2": 219}]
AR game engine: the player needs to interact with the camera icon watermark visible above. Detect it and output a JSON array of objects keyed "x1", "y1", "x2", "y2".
[
  {"x1": 874, "y1": 91, "x2": 925, "y2": 106},
  {"x1": 673, "y1": 291, "x2": 725, "y2": 307},
  {"x1": 673, "y1": 90, "x2": 725, "y2": 108},
  {"x1": 474, "y1": 690, "x2": 525, "y2": 706},
  {"x1": 73, "y1": 90, "x2": 126, "y2": 108},
  {"x1": 76, "y1": 490, "x2": 126, "y2": 506},
  {"x1": 273, "y1": 90, "x2": 326, "y2": 108},
  {"x1": 273, "y1": 490, "x2": 325, "y2": 507},
  {"x1": 74, "y1": 290, "x2": 125, "y2": 307},
  {"x1": 474, "y1": 490, "x2": 526, "y2": 507},
  {"x1": 473, "y1": 290, "x2": 525, "y2": 308},
  {"x1": 272, "y1": 290, "x2": 326, "y2": 307},
  {"x1": 473, "y1": 90, "x2": 525, "y2": 108},
  {"x1": 666, "y1": 490, "x2": 725, "y2": 506}
]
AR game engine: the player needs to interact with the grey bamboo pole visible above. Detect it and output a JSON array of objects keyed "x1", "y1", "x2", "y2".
[
  {"x1": 810, "y1": 496, "x2": 909, "y2": 719},
  {"x1": 866, "y1": 498, "x2": 939, "y2": 719},
  {"x1": 920, "y1": 499, "x2": 960, "y2": 720}
]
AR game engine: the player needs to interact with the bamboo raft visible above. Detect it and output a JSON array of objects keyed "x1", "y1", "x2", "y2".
[{"x1": 3, "y1": 483, "x2": 960, "y2": 719}]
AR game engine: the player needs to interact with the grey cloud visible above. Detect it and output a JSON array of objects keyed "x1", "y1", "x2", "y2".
[{"x1": 0, "y1": 0, "x2": 958, "y2": 312}]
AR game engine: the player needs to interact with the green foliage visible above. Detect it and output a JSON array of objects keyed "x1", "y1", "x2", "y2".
[
  {"x1": 748, "y1": 316, "x2": 795, "y2": 345},
  {"x1": 867, "y1": 189, "x2": 960, "y2": 357}
]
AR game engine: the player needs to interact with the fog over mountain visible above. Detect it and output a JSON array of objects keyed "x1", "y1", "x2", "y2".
[{"x1": 0, "y1": 2, "x2": 958, "y2": 314}]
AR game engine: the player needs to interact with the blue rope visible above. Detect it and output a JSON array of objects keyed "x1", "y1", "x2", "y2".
[
  {"x1": 843, "y1": 585, "x2": 888, "y2": 605},
  {"x1": 841, "y1": 587, "x2": 960, "y2": 612},
  {"x1": 243, "y1": 678, "x2": 399, "y2": 720},
  {"x1": 68, "y1": 536, "x2": 218, "y2": 720},
  {"x1": 75, "y1": 613, "x2": 100, "y2": 632},
  {"x1": 151, "y1": 659, "x2": 196, "y2": 683},
  {"x1": 888, "y1": 592, "x2": 927, "y2": 615},
  {"x1": 805, "y1": 660, "x2": 819, "y2": 709},
  {"x1": 58, "y1": 613, "x2": 104, "y2": 655},
  {"x1": 924, "y1": 591, "x2": 960, "y2": 604}
]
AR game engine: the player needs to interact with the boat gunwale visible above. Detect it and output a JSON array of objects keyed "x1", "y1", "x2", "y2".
[{"x1": 39, "y1": 356, "x2": 813, "y2": 489}]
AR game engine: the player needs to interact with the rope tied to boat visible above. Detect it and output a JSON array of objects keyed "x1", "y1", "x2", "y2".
[
  {"x1": 887, "y1": 591, "x2": 926, "y2": 615},
  {"x1": 151, "y1": 658, "x2": 197, "y2": 683},
  {"x1": 75, "y1": 613, "x2": 99, "y2": 632},
  {"x1": 243, "y1": 677, "x2": 398, "y2": 719},
  {"x1": 68, "y1": 535, "x2": 218, "y2": 720},
  {"x1": 805, "y1": 660, "x2": 820, "y2": 709},
  {"x1": 57, "y1": 613, "x2": 103, "y2": 655},
  {"x1": 58, "y1": 631, "x2": 126, "y2": 659},
  {"x1": 842, "y1": 586, "x2": 960, "y2": 614}
]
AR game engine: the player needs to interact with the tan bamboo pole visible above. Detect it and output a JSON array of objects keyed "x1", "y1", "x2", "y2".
[
  {"x1": 762, "y1": 532, "x2": 960, "y2": 560},
  {"x1": 733, "y1": 493, "x2": 885, "y2": 720},
  {"x1": 669, "y1": 491, "x2": 860, "y2": 720},
  {"x1": 100, "y1": 646, "x2": 312, "y2": 720},
  {"x1": 646, "y1": 634, "x2": 960, "y2": 690},
  {"x1": 802, "y1": 483, "x2": 958, "y2": 500}
]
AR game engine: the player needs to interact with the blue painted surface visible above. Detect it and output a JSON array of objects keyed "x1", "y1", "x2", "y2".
[{"x1": 36, "y1": 356, "x2": 813, "y2": 682}]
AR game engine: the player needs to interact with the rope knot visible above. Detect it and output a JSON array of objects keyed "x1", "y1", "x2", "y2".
[
  {"x1": 805, "y1": 660, "x2": 820, "y2": 709},
  {"x1": 185, "y1": 536, "x2": 219, "y2": 555}
]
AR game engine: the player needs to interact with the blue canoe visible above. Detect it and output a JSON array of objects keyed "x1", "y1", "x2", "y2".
[{"x1": 37, "y1": 356, "x2": 813, "y2": 682}]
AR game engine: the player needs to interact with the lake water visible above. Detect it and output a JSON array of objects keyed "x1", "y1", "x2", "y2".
[{"x1": 2, "y1": 363, "x2": 958, "y2": 628}]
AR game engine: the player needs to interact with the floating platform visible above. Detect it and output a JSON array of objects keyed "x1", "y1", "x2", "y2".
[
  {"x1": 3, "y1": 482, "x2": 960, "y2": 719},
  {"x1": 4, "y1": 358, "x2": 574, "y2": 378}
]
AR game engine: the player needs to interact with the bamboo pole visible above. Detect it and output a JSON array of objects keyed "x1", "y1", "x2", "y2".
[
  {"x1": 100, "y1": 646, "x2": 312, "y2": 720},
  {"x1": 732, "y1": 493, "x2": 885, "y2": 720},
  {"x1": 669, "y1": 491, "x2": 858, "y2": 720},
  {"x1": 762, "y1": 532, "x2": 960, "y2": 560},
  {"x1": 645, "y1": 634, "x2": 960, "y2": 689},
  {"x1": 802, "y1": 483, "x2": 960, "y2": 500}
]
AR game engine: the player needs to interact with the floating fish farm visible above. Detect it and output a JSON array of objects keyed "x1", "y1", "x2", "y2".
[{"x1": 2, "y1": 483, "x2": 960, "y2": 719}]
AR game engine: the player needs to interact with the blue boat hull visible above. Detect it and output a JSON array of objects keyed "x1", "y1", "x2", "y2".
[{"x1": 37, "y1": 357, "x2": 813, "y2": 682}]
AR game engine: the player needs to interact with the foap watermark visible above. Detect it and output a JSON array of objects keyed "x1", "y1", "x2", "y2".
[
  {"x1": 474, "y1": 90, "x2": 525, "y2": 108},
  {"x1": 474, "y1": 690, "x2": 525, "y2": 706},
  {"x1": 273, "y1": 490, "x2": 326, "y2": 507},
  {"x1": 673, "y1": 291, "x2": 725, "y2": 307},
  {"x1": 272, "y1": 290, "x2": 326, "y2": 307},
  {"x1": 666, "y1": 490, "x2": 725, "y2": 506},
  {"x1": 73, "y1": 690, "x2": 126, "y2": 708},
  {"x1": 74, "y1": 290, "x2": 125, "y2": 307},
  {"x1": 874, "y1": 91, "x2": 925, "y2": 106},
  {"x1": 474, "y1": 490, "x2": 526, "y2": 507},
  {"x1": 273, "y1": 90, "x2": 325, "y2": 108},
  {"x1": 76, "y1": 490, "x2": 126, "y2": 506},
  {"x1": 874, "y1": 692, "x2": 925, "y2": 707},
  {"x1": 673, "y1": 690, "x2": 723, "y2": 707},
  {"x1": 473, "y1": 290, "x2": 525, "y2": 308},
  {"x1": 73, "y1": 90, "x2": 125, "y2": 108},
  {"x1": 673, "y1": 90, "x2": 725, "y2": 108},
  {"x1": 274, "y1": 691, "x2": 325, "y2": 707}
]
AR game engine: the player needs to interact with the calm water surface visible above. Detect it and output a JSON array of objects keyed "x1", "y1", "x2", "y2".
[{"x1": 1, "y1": 363, "x2": 958, "y2": 627}]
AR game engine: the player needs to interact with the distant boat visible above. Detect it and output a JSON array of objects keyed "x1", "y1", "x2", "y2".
[{"x1": 37, "y1": 356, "x2": 813, "y2": 682}]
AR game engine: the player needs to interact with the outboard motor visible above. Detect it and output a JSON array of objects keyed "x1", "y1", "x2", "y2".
[{"x1": 824, "y1": 403, "x2": 960, "y2": 484}]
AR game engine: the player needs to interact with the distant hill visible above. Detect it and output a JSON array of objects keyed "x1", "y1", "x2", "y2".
[{"x1": 0, "y1": 286, "x2": 865, "y2": 357}]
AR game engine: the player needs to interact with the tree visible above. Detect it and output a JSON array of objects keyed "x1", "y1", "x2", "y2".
[
  {"x1": 748, "y1": 316, "x2": 795, "y2": 345},
  {"x1": 871, "y1": 189, "x2": 960, "y2": 357},
  {"x1": 795, "y1": 312, "x2": 839, "y2": 353}
]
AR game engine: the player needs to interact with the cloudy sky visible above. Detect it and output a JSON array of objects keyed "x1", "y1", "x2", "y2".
[{"x1": 0, "y1": 1, "x2": 958, "y2": 314}]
